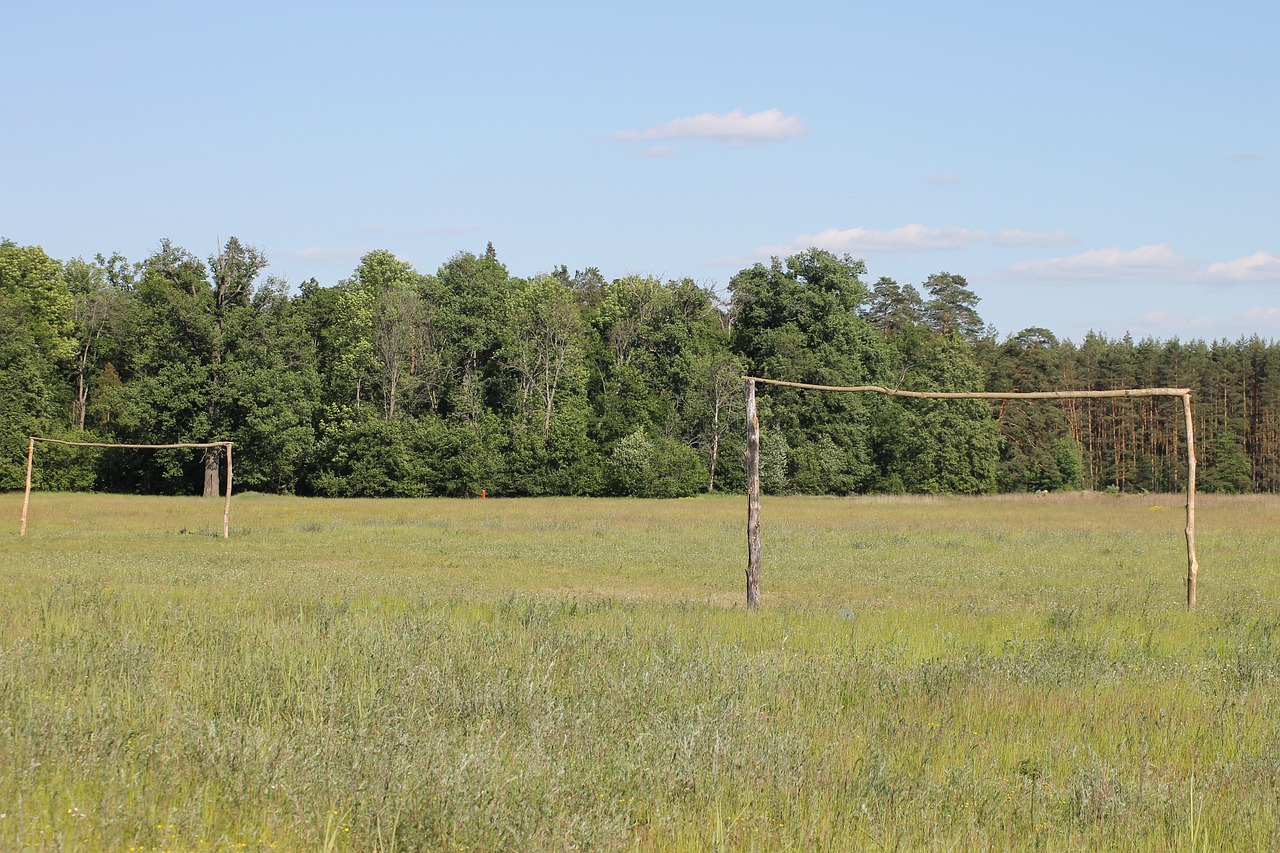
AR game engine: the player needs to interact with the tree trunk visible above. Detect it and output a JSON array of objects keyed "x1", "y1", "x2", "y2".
[
  {"x1": 708, "y1": 392, "x2": 723, "y2": 492},
  {"x1": 745, "y1": 379, "x2": 761, "y2": 610},
  {"x1": 75, "y1": 373, "x2": 88, "y2": 430},
  {"x1": 20, "y1": 437, "x2": 34, "y2": 536},
  {"x1": 223, "y1": 443, "x2": 233, "y2": 538},
  {"x1": 203, "y1": 446, "x2": 221, "y2": 497},
  {"x1": 708, "y1": 430, "x2": 720, "y2": 493},
  {"x1": 1183, "y1": 393, "x2": 1198, "y2": 609}
]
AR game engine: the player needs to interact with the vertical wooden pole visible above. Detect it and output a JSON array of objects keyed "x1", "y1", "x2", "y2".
[
  {"x1": 745, "y1": 379, "x2": 762, "y2": 610},
  {"x1": 223, "y1": 442, "x2": 233, "y2": 539},
  {"x1": 19, "y1": 437, "x2": 35, "y2": 536},
  {"x1": 1182, "y1": 394, "x2": 1198, "y2": 609}
]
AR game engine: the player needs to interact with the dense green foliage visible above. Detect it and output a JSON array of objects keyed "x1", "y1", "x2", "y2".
[{"x1": 3, "y1": 237, "x2": 1279, "y2": 496}]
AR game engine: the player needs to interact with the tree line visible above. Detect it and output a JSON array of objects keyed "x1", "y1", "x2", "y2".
[{"x1": 3, "y1": 237, "x2": 1278, "y2": 497}]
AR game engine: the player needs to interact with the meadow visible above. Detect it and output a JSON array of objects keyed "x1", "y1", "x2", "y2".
[{"x1": 1, "y1": 491, "x2": 1279, "y2": 851}]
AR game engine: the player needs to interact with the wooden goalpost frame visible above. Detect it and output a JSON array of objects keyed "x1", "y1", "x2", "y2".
[
  {"x1": 19, "y1": 438, "x2": 235, "y2": 539},
  {"x1": 743, "y1": 377, "x2": 1199, "y2": 611}
]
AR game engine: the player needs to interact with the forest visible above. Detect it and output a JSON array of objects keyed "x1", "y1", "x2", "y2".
[{"x1": 3, "y1": 237, "x2": 1278, "y2": 498}]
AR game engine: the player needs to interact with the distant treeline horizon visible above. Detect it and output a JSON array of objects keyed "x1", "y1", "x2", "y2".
[{"x1": 4, "y1": 237, "x2": 1279, "y2": 497}]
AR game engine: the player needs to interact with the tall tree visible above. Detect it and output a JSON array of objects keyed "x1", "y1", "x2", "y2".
[
  {"x1": 870, "y1": 326, "x2": 1001, "y2": 494},
  {"x1": 203, "y1": 237, "x2": 268, "y2": 494},
  {"x1": 0, "y1": 241, "x2": 76, "y2": 367},
  {"x1": 436, "y1": 248, "x2": 511, "y2": 422},
  {"x1": 210, "y1": 274, "x2": 319, "y2": 493},
  {"x1": 116, "y1": 239, "x2": 214, "y2": 493},
  {"x1": 730, "y1": 249, "x2": 889, "y2": 493},
  {"x1": 984, "y1": 328, "x2": 1080, "y2": 491},
  {"x1": 503, "y1": 273, "x2": 585, "y2": 436},
  {"x1": 120, "y1": 237, "x2": 289, "y2": 496},
  {"x1": 0, "y1": 241, "x2": 77, "y2": 488},
  {"x1": 691, "y1": 351, "x2": 745, "y2": 491},
  {"x1": 922, "y1": 272, "x2": 985, "y2": 340},
  {"x1": 350, "y1": 251, "x2": 426, "y2": 421},
  {"x1": 64, "y1": 253, "x2": 133, "y2": 431},
  {"x1": 578, "y1": 275, "x2": 727, "y2": 494},
  {"x1": 865, "y1": 276, "x2": 925, "y2": 338}
]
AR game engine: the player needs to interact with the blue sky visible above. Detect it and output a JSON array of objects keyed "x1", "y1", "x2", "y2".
[{"x1": 3, "y1": 1, "x2": 1277, "y2": 343}]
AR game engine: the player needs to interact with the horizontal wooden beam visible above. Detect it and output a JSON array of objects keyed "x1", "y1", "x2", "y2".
[
  {"x1": 743, "y1": 376, "x2": 1191, "y2": 400},
  {"x1": 28, "y1": 438, "x2": 232, "y2": 450}
]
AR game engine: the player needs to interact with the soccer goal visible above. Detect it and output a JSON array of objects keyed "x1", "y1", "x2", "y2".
[
  {"x1": 18, "y1": 437, "x2": 235, "y2": 538},
  {"x1": 742, "y1": 377, "x2": 1199, "y2": 610}
]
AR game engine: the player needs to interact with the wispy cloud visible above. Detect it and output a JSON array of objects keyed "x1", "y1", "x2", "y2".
[
  {"x1": 292, "y1": 246, "x2": 368, "y2": 265},
  {"x1": 1008, "y1": 244, "x2": 1196, "y2": 281},
  {"x1": 1008, "y1": 245, "x2": 1280, "y2": 285},
  {"x1": 1231, "y1": 152, "x2": 1263, "y2": 164},
  {"x1": 358, "y1": 223, "x2": 386, "y2": 233},
  {"x1": 928, "y1": 174, "x2": 965, "y2": 185},
  {"x1": 1133, "y1": 306, "x2": 1280, "y2": 339},
  {"x1": 744, "y1": 224, "x2": 1074, "y2": 260},
  {"x1": 1206, "y1": 251, "x2": 1280, "y2": 281},
  {"x1": 612, "y1": 109, "x2": 806, "y2": 146},
  {"x1": 800, "y1": 225, "x2": 986, "y2": 253}
]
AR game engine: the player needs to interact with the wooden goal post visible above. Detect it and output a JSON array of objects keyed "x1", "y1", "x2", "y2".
[
  {"x1": 19, "y1": 438, "x2": 235, "y2": 538},
  {"x1": 743, "y1": 377, "x2": 1199, "y2": 610}
]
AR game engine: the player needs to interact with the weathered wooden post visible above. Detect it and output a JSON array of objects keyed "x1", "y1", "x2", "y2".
[
  {"x1": 223, "y1": 441, "x2": 234, "y2": 539},
  {"x1": 19, "y1": 437, "x2": 34, "y2": 537},
  {"x1": 1182, "y1": 393, "x2": 1198, "y2": 609},
  {"x1": 745, "y1": 379, "x2": 762, "y2": 609}
]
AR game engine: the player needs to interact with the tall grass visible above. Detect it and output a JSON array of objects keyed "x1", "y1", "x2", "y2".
[{"x1": 1, "y1": 492, "x2": 1278, "y2": 850}]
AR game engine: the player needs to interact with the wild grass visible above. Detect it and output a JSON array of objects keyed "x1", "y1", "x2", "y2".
[{"x1": 1, "y1": 491, "x2": 1278, "y2": 850}]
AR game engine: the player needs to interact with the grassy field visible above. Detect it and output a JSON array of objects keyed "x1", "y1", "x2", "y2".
[{"x1": 2, "y1": 491, "x2": 1279, "y2": 850}]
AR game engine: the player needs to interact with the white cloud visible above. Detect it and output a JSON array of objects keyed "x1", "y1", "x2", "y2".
[
  {"x1": 1007, "y1": 245, "x2": 1280, "y2": 286},
  {"x1": 748, "y1": 224, "x2": 1076, "y2": 259},
  {"x1": 1008, "y1": 244, "x2": 1196, "y2": 281},
  {"x1": 739, "y1": 231, "x2": 1277, "y2": 293},
  {"x1": 1206, "y1": 251, "x2": 1280, "y2": 282},
  {"x1": 639, "y1": 145, "x2": 678, "y2": 159},
  {"x1": 1133, "y1": 306, "x2": 1280, "y2": 339},
  {"x1": 804, "y1": 224, "x2": 986, "y2": 252},
  {"x1": 292, "y1": 246, "x2": 368, "y2": 265},
  {"x1": 612, "y1": 109, "x2": 806, "y2": 146}
]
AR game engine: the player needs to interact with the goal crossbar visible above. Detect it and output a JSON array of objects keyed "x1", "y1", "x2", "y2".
[
  {"x1": 743, "y1": 377, "x2": 1199, "y2": 610},
  {"x1": 18, "y1": 437, "x2": 235, "y2": 538}
]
